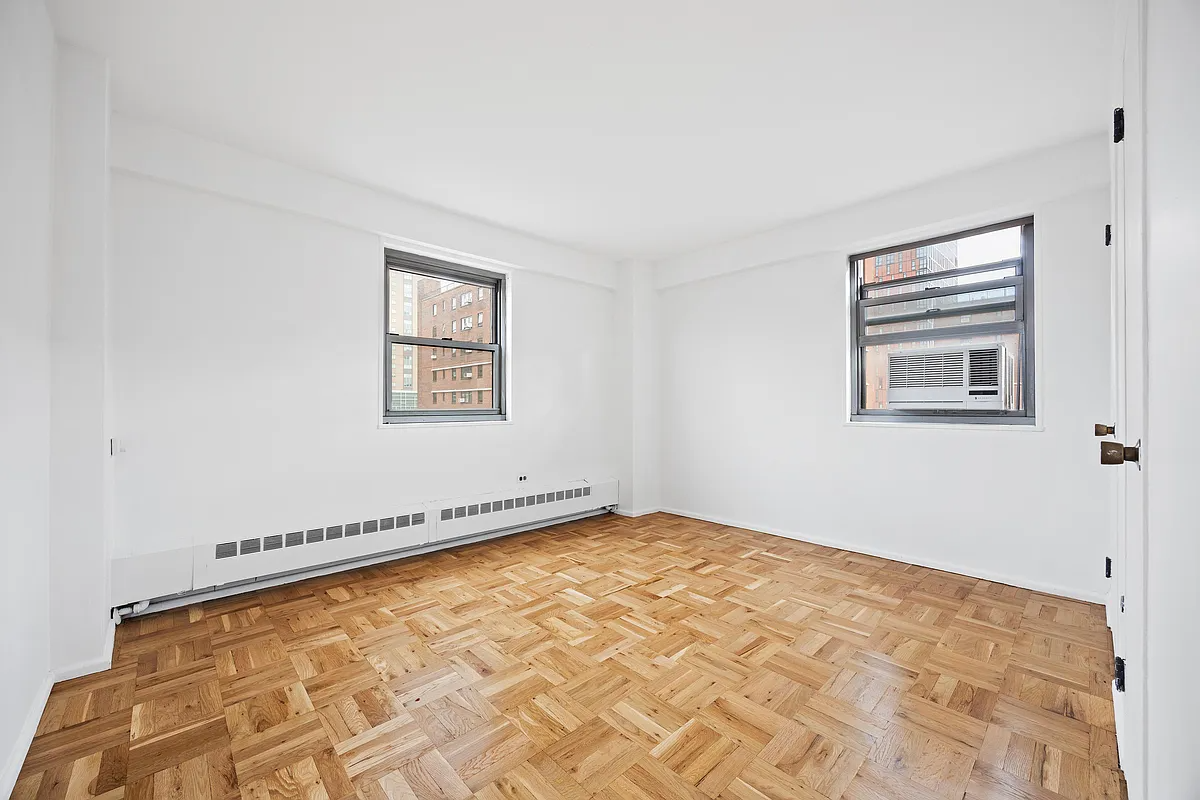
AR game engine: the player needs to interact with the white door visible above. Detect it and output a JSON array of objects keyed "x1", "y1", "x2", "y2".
[{"x1": 1107, "y1": 0, "x2": 1147, "y2": 796}]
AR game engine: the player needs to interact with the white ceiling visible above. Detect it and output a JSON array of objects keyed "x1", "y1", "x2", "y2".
[{"x1": 48, "y1": 1, "x2": 1113, "y2": 260}]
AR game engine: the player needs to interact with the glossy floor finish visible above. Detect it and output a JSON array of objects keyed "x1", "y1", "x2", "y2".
[{"x1": 14, "y1": 513, "x2": 1125, "y2": 800}]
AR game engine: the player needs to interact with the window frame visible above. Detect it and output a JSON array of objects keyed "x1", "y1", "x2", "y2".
[
  {"x1": 383, "y1": 248, "x2": 506, "y2": 424},
  {"x1": 848, "y1": 217, "x2": 1035, "y2": 425}
]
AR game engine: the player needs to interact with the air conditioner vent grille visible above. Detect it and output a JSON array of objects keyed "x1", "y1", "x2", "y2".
[
  {"x1": 888, "y1": 351, "x2": 965, "y2": 388},
  {"x1": 968, "y1": 348, "x2": 1001, "y2": 387},
  {"x1": 215, "y1": 542, "x2": 237, "y2": 559}
]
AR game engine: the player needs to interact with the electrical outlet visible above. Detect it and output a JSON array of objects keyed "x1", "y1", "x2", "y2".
[{"x1": 518, "y1": 475, "x2": 528, "y2": 483}]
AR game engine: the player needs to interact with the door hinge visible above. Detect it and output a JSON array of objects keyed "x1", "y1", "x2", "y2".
[
  {"x1": 1114, "y1": 656, "x2": 1126, "y2": 692},
  {"x1": 1121, "y1": 594, "x2": 1125, "y2": 613},
  {"x1": 1105, "y1": 224, "x2": 1112, "y2": 246},
  {"x1": 1114, "y1": 108, "x2": 1125, "y2": 143},
  {"x1": 1105, "y1": 556, "x2": 1112, "y2": 578}
]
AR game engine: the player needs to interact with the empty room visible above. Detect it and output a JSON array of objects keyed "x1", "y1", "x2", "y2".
[{"x1": 3, "y1": 1, "x2": 1199, "y2": 798}]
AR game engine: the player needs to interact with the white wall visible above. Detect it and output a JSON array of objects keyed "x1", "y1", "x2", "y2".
[
  {"x1": 613, "y1": 262, "x2": 661, "y2": 515},
  {"x1": 657, "y1": 151, "x2": 1112, "y2": 601},
  {"x1": 0, "y1": 0, "x2": 55, "y2": 789},
  {"x1": 1144, "y1": 0, "x2": 1200, "y2": 793},
  {"x1": 108, "y1": 170, "x2": 620, "y2": 564},
  {"x1": 49, "y1": 43, "x2": 113, "y2": 676}
]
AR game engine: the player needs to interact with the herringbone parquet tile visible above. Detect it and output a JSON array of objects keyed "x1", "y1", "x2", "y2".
[{"x1": 13, "y1": 513, "x2": 1127, "y2": 800}]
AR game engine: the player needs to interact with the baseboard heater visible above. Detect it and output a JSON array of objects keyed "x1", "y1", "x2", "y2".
[{"x1": 111, "y1": 477, "x2": 618, "y2": 614}]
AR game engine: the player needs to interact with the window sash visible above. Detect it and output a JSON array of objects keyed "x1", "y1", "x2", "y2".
[
  {"x1": 848, "y1": 219, "x2": 1034, "y2": 423},
  {"x1": 383, "y1": 249, "x2": 505, "y2": 422},
  {"x1": 860, "y1": 256, "x2": 1022, "y2": 295}
]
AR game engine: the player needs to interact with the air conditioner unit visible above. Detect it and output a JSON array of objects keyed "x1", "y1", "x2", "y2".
[{"x1": 886, "y1": 343, "x2": 1012, "y2": 411}]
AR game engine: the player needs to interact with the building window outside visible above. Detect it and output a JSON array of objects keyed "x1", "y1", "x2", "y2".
[
  {"x1": 384, "y1": 249, "x2": 505, "y2": 423},
  {"x1": 849, "y1": 218, "x2": 1034, "y2": 425}
]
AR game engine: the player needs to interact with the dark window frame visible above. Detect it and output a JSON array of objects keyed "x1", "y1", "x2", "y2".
[
  {"x1": 384, "y1": 249, "x2": 506, "y2": 424},
  {"x1": 849, "y1": 217, "x2": 1036, "y2": 425}
]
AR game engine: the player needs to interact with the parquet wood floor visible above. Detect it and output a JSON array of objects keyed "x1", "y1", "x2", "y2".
[{"x1": 14, "y1": 513, "x2": 1127, "y2": 800}]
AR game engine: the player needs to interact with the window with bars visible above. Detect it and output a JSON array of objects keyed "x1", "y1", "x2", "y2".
[
  {"x1": 849, "y1": 218, "x2": 1034, "y2": 424},
  {"x1": 384, "y1": 249, "x2": 505, "y2": 422}
]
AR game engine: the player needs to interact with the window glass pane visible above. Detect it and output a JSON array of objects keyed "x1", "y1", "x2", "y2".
[
  {"x1": 389, "y1": 344, "x2": 495, "y2": 412},
  {"x1": 865, "y1": 309, "x2": 1016, "y2": 337},
  {"x1": 388, "y1": 268, "x2": 495, "y2": 344},
  {"x1": 862, "y1": 286, "x2": 1018, "y2": 336},
  {"x1": 861, "y1": 333, "x2": 1023, "y2": 412},
  {"x1": 859, "y1": 225, "x2": 1022, "y2": 289},
  {"x1": 864, "y1": 285, "x2": 1016, "y2": 321},
  {"x1": 863, "y1": 265, "x2": 1018, "y2": 299}
]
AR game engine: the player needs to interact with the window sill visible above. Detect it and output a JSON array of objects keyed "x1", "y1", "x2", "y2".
[
  {"x1": 379, "y1": 416, "x2": 510, "y2": 430},
  {"x1": 845, "y1": 419, "x2": 1043, "y2": 432}
]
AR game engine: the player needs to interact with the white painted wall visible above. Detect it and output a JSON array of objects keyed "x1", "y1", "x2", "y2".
[
  {"x1": 613, "y1": 262, "x2": 661, "y2": 515},
  {"x1": 108, "y1": 171, "x2": 620, "y2": 566},
  {"x1": 110, "y1": 116, "x2": 616, "y2": 289},
  {"x1": 0, "y1": 0, "x2": 55, "y2": 788},
  {"x1": 657, "y1": 150, "x2": 1113, "y2": 601},
  {"x1": 1143, "y1": 0, "x2": 1200, "y2": 793},
  {"x1": 49, "y1": 42, "x2": 113, "y2": 676}
]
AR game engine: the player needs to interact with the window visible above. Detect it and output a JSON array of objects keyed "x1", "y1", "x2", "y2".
[
  {"x1": 849, "y1": 218, "x2": 1034, "y2": 424},
  {"x1": 384, "y1": 249, "x2": 505, "y2": 422}
]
